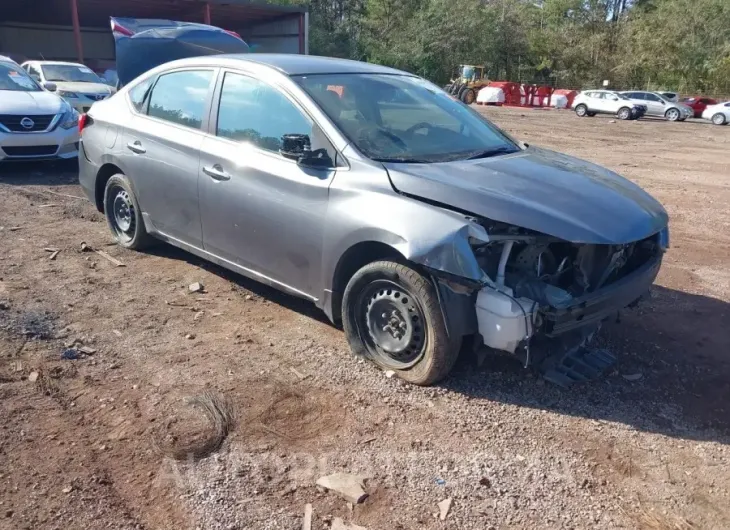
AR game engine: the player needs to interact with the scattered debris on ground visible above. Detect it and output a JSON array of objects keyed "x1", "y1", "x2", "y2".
[{"x1": 316, "y1": 473, "x2": 369, "y2": 504}]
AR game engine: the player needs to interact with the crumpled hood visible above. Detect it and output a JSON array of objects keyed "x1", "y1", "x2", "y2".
[
  {"x1": 53, "y1": 82, "x2": 113, "y2": 95},
  {"x1": 384, "y1": 147, "x2": 668, "y2": 244},
  {"x1": 0, "y1": 90, "x2": 65, "y2": 115}
]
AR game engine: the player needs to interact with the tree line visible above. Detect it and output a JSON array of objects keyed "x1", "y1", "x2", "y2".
[{"x1": 282, "y1": 0, "x2": 730, "y2": 95}]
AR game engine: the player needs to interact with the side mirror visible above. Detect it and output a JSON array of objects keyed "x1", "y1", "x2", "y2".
[
  {"x1": 280, "y1": 133, "x2": 333, "y2": 168},
  {"x1": 43, "y1": 82, "x2": 57, "y2": 92}
]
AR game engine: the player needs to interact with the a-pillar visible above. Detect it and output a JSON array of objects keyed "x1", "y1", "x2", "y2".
[{"x1": 70, "y1": 0, "x2": 84, "y2": 63}]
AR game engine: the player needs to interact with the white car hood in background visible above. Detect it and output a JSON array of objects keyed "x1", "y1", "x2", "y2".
[
  {"x1": 0, "y1": 90, "x2": 65, "y2": 114},
  {"x1": 54, "y1": 81, "x2": 113, "y2": 95}
]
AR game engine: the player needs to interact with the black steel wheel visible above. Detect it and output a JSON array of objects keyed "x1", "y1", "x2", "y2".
[
  {"x1": 358, "y1": 279, "x2": 427, "y2": 369},
  {"x1": 103, "y1": 174, "x2": 154, "y2": 250},
  {"x1": 342, "y1": 260, "x2": 461, "y2": 386}
]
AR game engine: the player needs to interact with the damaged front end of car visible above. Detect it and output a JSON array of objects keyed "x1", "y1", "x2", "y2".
[{"x1": 425, "y1": 216, "x2": 669, "y2": 382}]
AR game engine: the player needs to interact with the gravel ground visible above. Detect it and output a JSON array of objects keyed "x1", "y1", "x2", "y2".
[{"x1": 0, "y1": 106, "x2": 728, "y2": 530}]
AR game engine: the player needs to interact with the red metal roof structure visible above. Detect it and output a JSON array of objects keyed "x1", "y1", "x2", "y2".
[{"x1": 0, "y1": 0, "x2": 307, "y2": 63}]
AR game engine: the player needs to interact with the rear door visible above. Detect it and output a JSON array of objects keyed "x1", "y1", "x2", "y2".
[
  {"x1": 198, "y1": 70, "x2": 337, "y2": 297},
  {"x1": 123, "y1": 68, "x2": 217, "y2": 248},
  {"x1": 593, "y1": 92, "x2": 611, "y2": 113}
]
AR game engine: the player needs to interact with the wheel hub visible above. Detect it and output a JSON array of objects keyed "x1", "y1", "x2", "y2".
[
  {"x1": 113, "y1": 191, "x2": 133, "y2": 232},
  {"x1": 363, "y1": 283, "x2": 425, "y2": 365}
]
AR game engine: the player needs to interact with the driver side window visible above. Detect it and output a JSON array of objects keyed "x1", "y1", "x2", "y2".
[{"x1": 216, "y1": 72, "x2": 312, "y2": 154}]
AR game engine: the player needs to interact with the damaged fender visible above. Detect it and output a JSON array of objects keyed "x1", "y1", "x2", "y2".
[{"x1": 320, "y1": 175, "x2": 490, "y2": 322}]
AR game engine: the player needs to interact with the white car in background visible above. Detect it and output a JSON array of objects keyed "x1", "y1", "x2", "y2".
[
  {"x1": 21, "y1": 61, "x2": 114, "y2": 113},
  {"x1": 620, "y1": 91, "x2": 693, "y2": 121},
  {"x1": 702, "y1": 101, "x2": 730, "y2": 125},
  {"x1": 572, "y1": 90, "x2": 647, "y2": 120},
  {"x1": 0, "y1": 57, "x2": 79, "y2": 162}
]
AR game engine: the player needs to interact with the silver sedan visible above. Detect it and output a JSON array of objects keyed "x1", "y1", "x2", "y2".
[{"x1": 79, "y1": 54, "x2": 669, "y2": 385}]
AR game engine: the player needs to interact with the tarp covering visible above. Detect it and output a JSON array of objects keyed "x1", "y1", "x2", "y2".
[
  {"x1": 476, "y1": 86, "x2": 505, "y2": 104},
  {"x1": 552, "y1": 94, "x2": 569, "y2": 108},
  {"x1": 111, "y1": 17, "x2": 249, "y2": 87}
]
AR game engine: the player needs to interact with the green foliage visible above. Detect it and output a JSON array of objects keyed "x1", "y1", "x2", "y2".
[{"x1": 274, "y1": 0, "x2": 730, "y2": 94}]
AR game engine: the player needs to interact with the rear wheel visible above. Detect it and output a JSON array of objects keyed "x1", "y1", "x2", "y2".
[
  {"x1": 665, "y1": 108, "x2": 680, "y2": 121},
  {"x1": 103, "y1": 174, "x2": 155, "y2": 250},
  {"x1": 342, "y1": 261, "x2": 461, "y2": 386},
  {"x1": 617, "y1": 107, "x2": 632, "y2": 120},
  {"x1": 711, "y1": 113, "x2": 727, "y2": 125},
  {"x1": 575, "y1": 104, "x2": 588, "y2": 117}
]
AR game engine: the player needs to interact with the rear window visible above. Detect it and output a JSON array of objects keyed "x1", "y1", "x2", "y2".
[
  {"x1": 128, "y1": 78, "x2": 153, "y2": 113},
  {"x1": 147, "y1": 70, "x2": 214, "y2": 129}
]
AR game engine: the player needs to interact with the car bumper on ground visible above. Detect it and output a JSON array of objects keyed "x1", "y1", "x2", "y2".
[{"x1": 0, "y1": 126, "x2": 79, "y2": 162}]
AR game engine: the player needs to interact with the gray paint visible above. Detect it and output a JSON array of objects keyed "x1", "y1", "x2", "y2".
[
  {"x1": 384, "y1": 147, "x2": 668, "y2": 245},
  {"x1": 78, "y1": 54, "x2": 669, "y2": 323}
]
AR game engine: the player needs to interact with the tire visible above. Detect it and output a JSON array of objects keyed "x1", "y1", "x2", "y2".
[
  {"x1": 575, "y1": 104, "x2": 588, "y2": 117},
  {"x1": 103, "y1": 174, "x2": 155, "y2": 250},
  {"x1": 461, "y1": 88, "x2": 476, "y2": 105},
  {"x1": 457, "y1": 87, "x2": 469, "y2": 102},
  {"x1": 711, "y1": 113, "x2": 727, "y2": 126},
  {"x1": 342, "y1": 260, "x2": 461, "y2": 386},
  {"x1": 665, "y1": 108, "x2": 680, "y2": 121},
  {"x1": 617, "y1": 107, "x2": 632, "y2": 120}
]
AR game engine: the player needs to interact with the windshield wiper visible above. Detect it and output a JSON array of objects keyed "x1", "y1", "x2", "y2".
[{"x1": 464, "y1": 146, "x2": 518, "y2": 160}]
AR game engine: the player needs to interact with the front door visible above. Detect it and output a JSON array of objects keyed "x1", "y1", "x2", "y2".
[
  {"x1": 642, "y1": 93, "x2": 666, "y2": 116},
  {"x1": 124, "y1": 68, "x2": 216, "y2": 248},
  {"x1": 199, "y1": 71, "x2": 336, "y2": 298}
]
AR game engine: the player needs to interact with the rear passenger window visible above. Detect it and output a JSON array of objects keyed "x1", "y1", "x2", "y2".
[
  {"x1": 147, "y1": 70, "x2": 213, "y2": 129},
  {"x1": 128, "y1": 78, "x2": 152, "y2": 113},
  {"x1": 216, "y1": 72, "x2": 312, "y2": 153}
]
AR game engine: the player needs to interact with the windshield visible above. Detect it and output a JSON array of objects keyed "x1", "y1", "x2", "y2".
[
  {"x1": 41, "y1": 64, "x2": 102, "y2": 83},
  {"x1": 295, "y1": 73, "x2": 520, "y2": 163},
  {"x1": 461, "y1": 66, "x2": 475, "y2": 80},
  {"x1": 0, "y1": 63, "x2": 41, "y2": 91}
]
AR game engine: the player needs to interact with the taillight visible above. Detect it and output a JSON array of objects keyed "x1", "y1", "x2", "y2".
[
  {"x1": 78, "y1": 113, "x2": 88, "y2": 133},
  {"x1": 110, "y1": 19, "x2": 134, "y2": 37},
  {"x1": 224, "y1": 29, "x2": 243, "y2": 40}
]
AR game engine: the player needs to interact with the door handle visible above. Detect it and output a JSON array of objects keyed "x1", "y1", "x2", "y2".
[
  {"x1": 202, "y1": 164, "x2": 231, "y2": 181},
  {"x1": 126, "y1": 141, "x2": 146, "y2": 154}
]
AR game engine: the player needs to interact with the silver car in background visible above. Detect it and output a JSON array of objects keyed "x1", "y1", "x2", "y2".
[
  {"x1": 620, "y1": 90, "x2": 693, "y2": 121},
  {"x1": 79, "y1": 55, "x2": 669, "y2": 386}
]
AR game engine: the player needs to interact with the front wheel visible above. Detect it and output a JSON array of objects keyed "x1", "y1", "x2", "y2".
[
  {"x1": 617, "y1": 107, "x2": 632, "y2": 120},
  {"x1": 342, "y1": 261, "x2": 461, "y2": 386},
  {"x1": 461, "y1": 88, "x2": 476, "y2": 105},
  {"x1": 575, "y1": 104, "x2": 588, "y2": 117},
  {"x1": 665, "y1": 108, "x2": 680, "y2": 121},
  {"x1": 103, "y1": 174, "x2": 155, "y2": 250},
  {"x1": 712, "y1": 113, "x2": 727, "y2": 125}
]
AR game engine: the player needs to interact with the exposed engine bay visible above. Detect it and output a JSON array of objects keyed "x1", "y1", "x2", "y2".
[{"x1": 464, "y1": 219, "x2": 665, "y2": 361}]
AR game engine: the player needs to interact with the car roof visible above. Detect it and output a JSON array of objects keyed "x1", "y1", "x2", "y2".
[
  {"x1": 0, "y1": 55, "x2": 18, "y2": 64},
  {"x1": 27, "y1": 60, "x2": 85, "y2": 67},
  {"x1": 172, "y1": 54, "x2": 409, "y2": 76}
]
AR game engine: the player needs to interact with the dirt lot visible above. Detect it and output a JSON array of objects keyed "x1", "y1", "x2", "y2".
[{"x1": 1, "y1": 107, "x2": 729, "y2": 530}]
